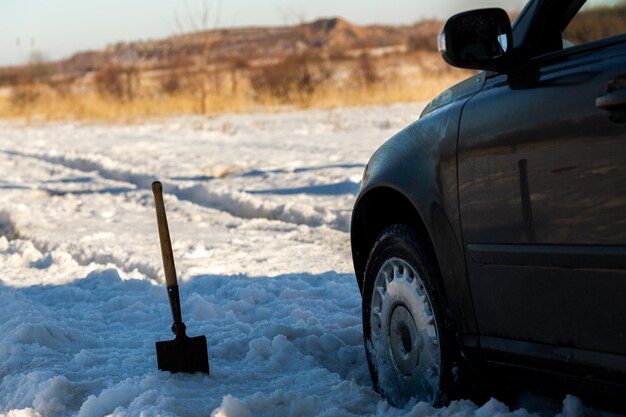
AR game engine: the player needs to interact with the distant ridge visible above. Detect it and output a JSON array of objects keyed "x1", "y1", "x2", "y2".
[{"x1": 45, "y1": 17, "x2": 442, "y2": 74}]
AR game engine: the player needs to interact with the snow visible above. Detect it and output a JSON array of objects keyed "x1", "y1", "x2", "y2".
[{"x1": 0, "y1": 104, "x2": 617, "y2": 416}]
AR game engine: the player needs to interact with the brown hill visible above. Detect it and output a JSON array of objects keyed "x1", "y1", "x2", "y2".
[{"x1": 54, "y1": 17, "x2": 441, "y2": 74}]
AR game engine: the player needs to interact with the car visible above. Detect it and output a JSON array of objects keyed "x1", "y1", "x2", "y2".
[{"x1": 351, "y1": 0, "x2": 626, "y2": 411}]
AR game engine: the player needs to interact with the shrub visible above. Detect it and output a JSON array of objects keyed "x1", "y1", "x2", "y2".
[
  {"x1": 94, "y1": 66, "x2": 125, "y2": 99},
  {"x1": 94, "y1": 65, "x2": 140, "y2": 101},
  {"x1": 10, "y1": 83, "x2": 40, "y2": 109},
  {"x1": 249, "y1": 54, "x2": 326, "y2": 101},
  {"x1": 160, "y1": 71, "x2": 182, "y2": 95},
  {"x1": 9, "y1": 68, "x2": 40, "y2": 110},
  {"x1": 47, "y1": 75, "x2": 77, "y2": 98},
  {"x1": 355, "y1": 53, "x2": 379, "y2": 87}
]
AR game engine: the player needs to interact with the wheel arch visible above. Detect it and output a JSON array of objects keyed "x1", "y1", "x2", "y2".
[
  {"x1": 351, "y1": 186, "x2": 440, "y2": 295},
  {"x1": 351, "y1": 98, "x2": 480, "y2": 336}
]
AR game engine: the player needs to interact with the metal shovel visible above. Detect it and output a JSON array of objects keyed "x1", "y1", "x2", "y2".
[{"x1": 152, "y1": 180, "x2": 210, "y2": 374}]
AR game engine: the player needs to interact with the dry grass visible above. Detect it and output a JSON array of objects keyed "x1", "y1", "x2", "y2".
[
  {"x1": 306, "y1": 71, "x2": 470, "y2": 109},
  {"x1": 0, "y1": 54, "x2": 472, "y2": 122},
  {"x1": 0, "y1": 89, "x2": 252, "y2": 122}
]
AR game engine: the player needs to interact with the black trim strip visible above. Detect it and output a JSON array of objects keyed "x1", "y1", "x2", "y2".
[
  {"x1": 518, "y1": 159, "x2": 536, "y2": 244},
  {"x1": 480, "y1": 335, "x2": 626, "y2": 376},
  {"x1": 467, "y1": 243, "x2": 626, "y2": 269}
]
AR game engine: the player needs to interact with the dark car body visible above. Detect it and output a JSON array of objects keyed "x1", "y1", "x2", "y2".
[{"x1": 351, "y1": 0, "x2": 626, "y2": 408}]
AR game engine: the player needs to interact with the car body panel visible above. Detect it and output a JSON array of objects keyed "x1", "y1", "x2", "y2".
[
  {"x1": 458, "y1": 30, "x2": 626, "y2": 370},
  {"x1": 352, "y1": 74, "x2": 484, "y2": 335}
]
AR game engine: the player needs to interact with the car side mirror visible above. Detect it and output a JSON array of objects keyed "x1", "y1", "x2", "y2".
[{"x1": 438, "y1": 8, "x2": 512, "y2": 72}]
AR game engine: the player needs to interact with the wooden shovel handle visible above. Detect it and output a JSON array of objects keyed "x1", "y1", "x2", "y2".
[{"x1": 152, "y1": 181, "x2": 178, "y2": 288}]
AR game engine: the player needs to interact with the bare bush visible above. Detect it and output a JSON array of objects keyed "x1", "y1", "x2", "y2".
[
  {"x1": 173, "y1": 0, "x2": 223, "y2": 114},
  {"x1": 9, "y1": 66, "x2": 41, "y2": 110},
  {"x1": 0, "y1": 68, "x2": 21, "y2": 86},
  {"x1": 249, "y1": 54, "x2": 327, "y2": 101},
  {"x1": 408, "y1": 34, "x2": 437, "y2": 51},
  {"x1": 563, "y1": 6, "x2": 626, "y2": 45},
  {"x1": 10, "y1": 83, "x2": 40, "y2": 109},
  {"x1": 123, "y1": 67, "x2": 140, "y2": 101},
  {"x1": 7, "y1": 52, "x2": 58, "y2": 112},
  {"x1": 181, "y1": 64, "x2": 209, "y2": 113},
  {"x1": 47, "y1": 76, "x2": 77, "y2": 98},
  {"x1": 355, "y1": 53, "x2": 379, "y2": 87},
  {"x1": 227, "y1": 55, "x2": 248, "y2": 94},
  {"x1": 28, "y1": 51, "x2": 54, "y2": 82},
  {"x1": 160, "y1": 70, "x2": 182, "y2": 95},
  {"x1": 94, "y1": 65, "x2": 140, "y2": 101},
  {"x1": 94, "y1": 66, "x2": 124, "y2": 99}
]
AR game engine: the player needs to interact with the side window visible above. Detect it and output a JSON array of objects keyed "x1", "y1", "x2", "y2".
[{"x1": 562, "y1": 0, "x2": 626, "y2": 48}]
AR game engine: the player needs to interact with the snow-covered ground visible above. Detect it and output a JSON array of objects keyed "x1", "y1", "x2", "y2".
[{"x1": 0, "y1": 105, "x2": 616, "y2": 417}]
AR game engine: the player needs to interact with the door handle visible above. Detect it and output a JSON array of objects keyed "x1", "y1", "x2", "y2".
[{"x1": 596, "y1": 89, "x2": 626, "y2": 110}]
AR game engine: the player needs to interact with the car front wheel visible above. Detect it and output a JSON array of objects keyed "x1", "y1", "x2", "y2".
[{"x1": 362, "y1": 224, "x2": 454, "y2": 406}]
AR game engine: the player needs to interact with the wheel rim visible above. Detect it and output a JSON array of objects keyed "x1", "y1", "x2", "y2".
[{"x1": 368, "y1": 257, "x2": 441, "y2": 403}]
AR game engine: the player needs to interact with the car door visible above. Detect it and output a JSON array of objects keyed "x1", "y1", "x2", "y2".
[{"x1": 457, "y1": 1, "x2": 626, "y2": 373}]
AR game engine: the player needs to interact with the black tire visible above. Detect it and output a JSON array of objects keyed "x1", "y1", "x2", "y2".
[{"x1": 362, "y1": 224, "x2": 456, "y2": 407}]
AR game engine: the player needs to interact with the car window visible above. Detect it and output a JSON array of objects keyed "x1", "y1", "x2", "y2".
[{"x1": 562, "y1": 0, "x2": 626, "y2": 48}]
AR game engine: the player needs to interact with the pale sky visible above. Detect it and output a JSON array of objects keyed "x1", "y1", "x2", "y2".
[{"x1": 0, "y1": 0, "x2": 527, "y2": 66}]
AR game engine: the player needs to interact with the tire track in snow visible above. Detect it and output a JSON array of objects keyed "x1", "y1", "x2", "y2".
[
  {"x1": 0, "y1": 156, "x2": 161, "y2": 283},
  {"x1": 0, "y1": 209, "x2": 161, "y2": 283},
  {"x1": 2, "y1": 149, "x2": 352, "y2": 232}
]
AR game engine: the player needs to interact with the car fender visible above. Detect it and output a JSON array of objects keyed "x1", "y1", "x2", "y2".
[{"x1": 352, "y1": 75, "x2": 485, "y2": 335}]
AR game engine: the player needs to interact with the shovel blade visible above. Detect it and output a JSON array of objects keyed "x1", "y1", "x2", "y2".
[{"x1": 156, "y1": 335, "x2": 210, "y2": 374}]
